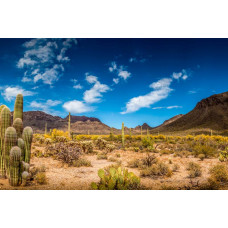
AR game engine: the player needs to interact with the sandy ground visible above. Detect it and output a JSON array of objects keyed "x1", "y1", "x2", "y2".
[{"x1": 0, "y1": 147, "x2": 222, "y2": 190}]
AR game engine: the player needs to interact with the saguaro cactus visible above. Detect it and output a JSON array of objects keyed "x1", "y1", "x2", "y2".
[
  {"x1": 122, "y1": 122, "x2": 125, "y2": 148},
  {"x1": 45, "y1": 122, "x2": 47, "y2": 135},
  {"x1": 22, "y1": 127, "x2": 33, "y2": 164},
  {"x1": 141, "y1": 126, "x2": 143, "y2": 138},
  {"x1": 129, "y1": 128, "x2": 132, "y2": 137},
  {"x1": 13, "y1": 118, "x2": 23, "y2": 138},
  {"x1": 4, "y1": 127, "x2": 17, "y2": 177},
  {"x1": 13, "y1": 94, "x2": 23, "y2": 121},
  {"x1": 18, "y1": 138, "x2": 25, "y2": 161},
  {"x1": 9, "y1": 146, "x2": 21, "y2": 186},
  {"x1": 68, "y1": 112, "x2": 71, "y2": 137}
]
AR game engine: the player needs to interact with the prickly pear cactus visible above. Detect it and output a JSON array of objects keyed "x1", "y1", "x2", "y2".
[
  {"x1": 22, "y1": 127, "x2": 33, "y2": 164},
  {"x1": 4, "y1": 127, "x2": 17, "y2": 177},
  {"x1": 13, "y1": 118, "x2": 23, "y2": 138},
  {"x1": 9, "y1": 146, "x2": 21, "y2": 186},
  {"x1": 18, "y1": 138, "x2": 25, "y2": 161},
  {"x1": 13, "y1": 94, "x2": 23, "y2": 121}
]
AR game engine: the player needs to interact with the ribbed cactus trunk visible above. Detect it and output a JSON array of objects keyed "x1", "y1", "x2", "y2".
[
  {"x1": 18, "y1": 138, "x2": 25, "y2": 162},
  {"x1": 122, "y1": 122, "x2": 124, "y2": 148},
  {"x1": 0, "y1": 107, "x2": 11, "y2": 178},
  {"x1": 68, "y1": 112, "x2": 71, "y2": 138},
  {"x1": 9, "y1": 146, "x2": 21, "y2": 186},
  {"x1": 13, "y1": 94, "x2": 23, "y2": 122},
  {"x1": 45, "y1": 122, "x2": 47, "y2": 135},
  {"x1": 13, "y1": 118, "x2": 23, "y2": 138},
  {"x1": 4, "y1": 127, "x2": 17, "y2": 177},
  {"x1": 22, "y1": 127, "x2": 33, "y2": 164}
]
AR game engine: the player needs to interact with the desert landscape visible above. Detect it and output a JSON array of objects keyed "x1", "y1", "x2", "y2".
[{"x1": 0, "y1": 91, "x2": 228, "y2": 190}]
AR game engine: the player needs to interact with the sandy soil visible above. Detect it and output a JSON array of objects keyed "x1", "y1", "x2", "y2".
[{"x1": 0, "y1": 147, "x2": 222, "y2": 190}]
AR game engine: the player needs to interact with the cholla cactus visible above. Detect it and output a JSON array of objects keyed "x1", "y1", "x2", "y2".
[
  {"x1": 4, "y1": 127, "x2": 17, "y2": 176},
  {"x1": 81, "y1": 141, "x2": 94, "y2": 153},
  {"x1": 18, "y1": 138, "x2": 25, "y2": 161},
  {"x1": 122, "y1": 122, "x2": 124, "y2": 148},
  {"x1": 96, "y1": 137, "x2": 107, "y2": 150},
  {"x1": 13, "y1": 118, "x2": 23, "y2": 138},
  {"x1": 22, "y1": 127, "x2": 33, "y2": 164},
  {"x1": 9, "y1": 146, "x2": 21, "y2": 186},
  {"x1": 13, "y1": 94, "x2": 23, "y2": 121}
]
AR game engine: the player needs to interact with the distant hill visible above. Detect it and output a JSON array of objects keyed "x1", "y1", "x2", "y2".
[{"x1": 152, "y1": 91, "x2": 228, "y2": 133}]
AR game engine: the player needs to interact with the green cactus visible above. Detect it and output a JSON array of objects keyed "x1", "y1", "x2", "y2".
[
  {"x1": 45, "y1": 122, "x2": 47, "y2": 135},
  {"x1": 91, "y1": 167, "x2": 141, "y2": 190},
  {"x1": 13, "y1": 93, "x2": 23, "y2": 122},
  {"x1": 141, "y1": 126, "x2": 143, "y2": 138},
  {"x1": 9, "y1": 146, "x2": 22, "y2": 186},
  {"x1": 18, "y1": 138, "x2": 25, "y2": 161},
  {"x1": 122, "y1": 122, "x2": 125, "y2": 148},
  {"x1": 21, "y1": 161, "x2": 30, "y2": 172},
  {"x1": 22, "y1": 127, "x2": 33, "y2": 164},
  {"x1": 21, "y1": 171, "x2": 29, "y2": 186},
  {"x1": 130, "y1": 128, "x2": 132, "y2": 137},
  {"x1": 4, "y1": 127, "x2": 17, "y2": 177},
  {"x1": 13, "y1": 118, "x2": 23, "y2": 138},
  {"x1": 68, "y1": 112, "x2": 71, "y2": 138}
]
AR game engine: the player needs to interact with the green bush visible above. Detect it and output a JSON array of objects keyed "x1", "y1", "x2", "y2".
[
  {"x1": 91, "y1": 167, "x2": 142, "y2": 190},
  {"x1": 73, "y1": 158, "x2": 92, "y2": 167},
  {"x1": 209, "y1": 164, "x2": 228, "y2": 183},
  {"x1": 97, "y1": 153, "x2": 108, "y2": 160}
]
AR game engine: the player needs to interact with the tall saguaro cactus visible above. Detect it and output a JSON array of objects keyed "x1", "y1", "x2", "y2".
[
  {"x1": 22, "y1": 127, "x2": 33, "y2": 164},
  {"x1": 122, "y1": 122, "x2": 125, "y2": 148},
  {"x1": 4, "y1": 127, "x2": 17, "y2": 177},
  {"x1": 9, "y1": 146, "x2": 21, "y2": 186},
  {"x1": 13, "y1": 94, "x2": 23, "y2": 121},
  {"x1": 68, "y1": 112, "x2": 71, "y2": 138},
  {"x1": 18, "y1": 138, "x2": 25, "y2": 162}
]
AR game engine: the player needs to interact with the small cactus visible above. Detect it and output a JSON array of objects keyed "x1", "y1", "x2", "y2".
[
  {"x1": 13, "y1": 94, "x2": 23, "y2": 121},
  {"x1": 18, "y1": 138, "x2": 25, "y2": 161},
  {"x1": 9, "y1": 146, "x2": 22, "y2": 186},
  {"x1": 13, "y1": 118, "x2": 23, "y2": 138},
  {"x1": 22, "y1": 127, "x2": 33, "y2": 164},
  {"x1": 4, "y1": 127, "x2": 17, "y2": 176},
  {"x1": 21, "y1": 161, "x2": 30, "y2": 172},
  {"x1": 21, "y1": 171, "x2": 29, "y2": 186},
  {"x1": 122, "y1": 122, "x2": 124, "y2": 148}
]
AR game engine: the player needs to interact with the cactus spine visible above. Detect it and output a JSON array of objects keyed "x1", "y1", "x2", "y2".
[
  {"x1": 122, "y1": 122, "x2": 125, "y2": 148},
  {"x1": 4, "y1": 127, "x2": 17, "y2": 177},
  {"x1": 13, "y1": 94, "x2": 23, "y2": 121},
  {"x1": 9, "y1": 146, "x2": 21, "y2": 186},
  {"x1": 13, "y1": 118, "x2": 23, "y2": 138},
  {"x1": 22, "y1": 127, "x2": 33, "y2": 164}
]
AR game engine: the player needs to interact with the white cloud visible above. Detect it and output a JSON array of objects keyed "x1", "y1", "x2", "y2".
[
  {"x1": 172, "y1": 69, "x2": 190, "y2": 81},
  {"x1": 109, "y1": 61, "x2": 131, "y2": 82},
  {"x1": 188, "y1": 90, "x2": 197, "y2": 94},
  {"x1": 129, "y1": 57, "x2": 136, "y2": 63},
  {"x1": 85, "y1": 74, "x2": 98, "y2": 84},
  {"x1": 30, "y1": 99, "x2": 61, "y2": 114},
  {"x1": 17, "y1": 38, "x2": 77, "y2": 85},
  {"x1": 113, "y1": 78, "x2": 119, "y2": 84},
  {"x1": 150, "y1": 78, "x2": 172, "y2": 90},
  {"x1": 63, "y1": 100, "x2": 94, "y2": 114},
  {"x1": 73, "y1": 84, "x2": 83, "y2": 89},
  {"x1": 118, "y1": 70, "x2": 131, "y2": 80},
  {"x1": 152, "y1": 105, "x2": 182, "y2": 110},
  {"x1": 2, "y1": 86, "x2": 35, "y2": 101}
]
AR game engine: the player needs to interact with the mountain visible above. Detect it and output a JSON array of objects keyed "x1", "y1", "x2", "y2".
[
  {"x1": 152, "y1": 91, "x2": 228, "y2": 132},
  {"x1": 157, "y1": 114, "x2": 184, "y2": 128},
  {"x1": 22, "y1": 111, "x2": 111, "y2": 134}
]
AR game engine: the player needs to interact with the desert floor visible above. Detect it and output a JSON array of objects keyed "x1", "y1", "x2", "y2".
[{"x1": 0, "y1": 145, "x2": 223, "y2": 190}]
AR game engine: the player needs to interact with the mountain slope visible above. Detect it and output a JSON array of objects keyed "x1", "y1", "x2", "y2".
[{"x1": 152, "y1": 92, "x2": 228, "y2": 132}]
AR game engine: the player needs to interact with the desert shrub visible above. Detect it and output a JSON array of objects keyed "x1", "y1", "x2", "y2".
[
  {"x1": 116, "y1": 153, "x2": 121, "y2": 158},
  {"x1": 97, "y1": 153, "x2": 108, "y2": 160},
  {"x1": 134, "y1": 147, "x2": 139, "y2": 152},
  {"x1": 219, "y1": 148, "x2": 228, "y2": 162},
  {"x1": 128, "y1": 158, "x2": 142, "y2": 168},
  {"x1": 169, "y1": 159, "x2": 172, "y2": 164},
  {"x1": 193, "y1": 144, "x2": 215, "y2": 158},
  {"x1": 96, "y1": 137, "x2": 107, "y2": 150},
  {"x1": 172, "y1": 163, "x2": 180, "y2": 172},
  {"x1": 140, "y1": 162, "x2": 172, "y2": 178},
  {"x1": 209, "y1": 164, "x2": 228, "y2": 183},
  {"x1": 198, "y1": 154, "x2": 206, "y2": 161},
  {"x1": 141, "y1": 154, "x2": 157, "y2": 167},
  {"x1": 73, "y1": 158, "x2": 92, "y2": 167},
  {"x1": 91, "y1": 167, "x2": 142, "y2": 190},
  {"x1": 186, "y1": 162, "x2": 202, "y2": 178},
  {"x1": 81, "y1": 141, "x2": 94, "y2": 153},
  {"x1": 142, "y1": 137, "x2": 154, "y2": 148},
  {"x1": 35, "y1": 172, "x2": 47, "y2": 185},
  {"x1": 106, "y1": 144, "x2": 115, "y2": 153}
]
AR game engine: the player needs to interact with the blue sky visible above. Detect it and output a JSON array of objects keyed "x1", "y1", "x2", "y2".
[{"x1": 0, "y1": 38, "x2": 228, "y2": 128}]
